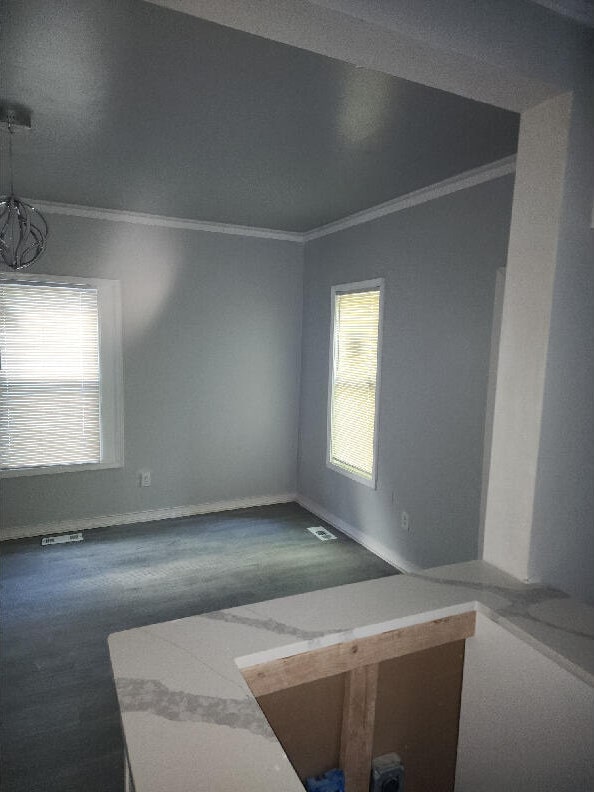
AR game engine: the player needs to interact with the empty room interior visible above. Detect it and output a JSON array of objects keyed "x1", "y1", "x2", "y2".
[{"x1": 0, "y1": 2, "x2": 592, "y2": 792}]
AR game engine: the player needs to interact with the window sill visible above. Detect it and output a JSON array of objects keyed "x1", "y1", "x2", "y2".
[
  {"x1": 0, "y1": 460, "x2": 123, "y2": 479},
  {"x1": 326, "y1": 458, "x2": 377, "y2": 489}
]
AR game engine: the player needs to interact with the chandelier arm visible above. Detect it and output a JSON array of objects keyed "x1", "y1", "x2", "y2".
[
  {"x1": 16, "y1": 202, "x2": 32, "y2": 268},
  {"x1": 19, "y1": 218, "x2": 45, "y2": 267}
]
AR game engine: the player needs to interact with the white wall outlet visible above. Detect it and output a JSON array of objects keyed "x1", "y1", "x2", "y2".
[
  {"x1": 401, "y1": 510, "x2": 410, "y2": 532},
  {"x1": 139, "y1": 470, "x2": 151, "y2": 487}
]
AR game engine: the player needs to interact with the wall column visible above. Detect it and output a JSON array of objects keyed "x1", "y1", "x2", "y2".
[{"x1": 482, "y1": 92, "x2": 572, "y2": 580}]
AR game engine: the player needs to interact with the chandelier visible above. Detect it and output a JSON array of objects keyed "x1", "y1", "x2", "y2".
[{"x1": 0, "y1": 106, "x2": 48, "y2": 271}]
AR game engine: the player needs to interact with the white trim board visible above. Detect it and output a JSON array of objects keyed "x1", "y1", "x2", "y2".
[
  {"x1": 0, "y1": 492, "x2": 297, "y2": 542},
  {"x1": 24, "y1": 199, "x2": 304, "y2": 243},
  {"x1": 23, "y1": 156, "x2": 517, "y2": 244},
  {"x1": 296, "y1": 493, "x2": 420, "y2": 574},
  {"x1": 3, "y1": 490, "x2": 421, "y2": 575},
  {"x1": 303, "y1": 156, "x2": 517, "y2": 240}
]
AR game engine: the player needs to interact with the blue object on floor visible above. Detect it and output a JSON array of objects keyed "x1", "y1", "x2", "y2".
[{"x1": 305, "y1": 768, "x2": 345, "y2": 792}]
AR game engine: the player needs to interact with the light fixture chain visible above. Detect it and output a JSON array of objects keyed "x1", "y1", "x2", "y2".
[
  {"x1": 7, "y1": 121, "x2": 15, "y2": 195},
  {"x1": 0, "y1": 107, "x2": 49, "y2": 270}
]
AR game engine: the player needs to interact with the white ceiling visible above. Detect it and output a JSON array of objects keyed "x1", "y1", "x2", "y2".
[
  {"x1": 0, "y1": 0, "x2": 520, "y2": 231},
  {"x1": 529, "y1": 0, "x2": 593, "y2": 26}
]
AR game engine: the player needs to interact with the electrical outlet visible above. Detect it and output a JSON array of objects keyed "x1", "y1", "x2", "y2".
[
  {"x1": 401, "y1": 510, "x2": 410, "y2": 532},
  {"x1": 139, "y1": 470, "x2": 151, "y2": 487}
]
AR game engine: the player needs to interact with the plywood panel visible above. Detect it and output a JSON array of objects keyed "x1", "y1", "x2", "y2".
[
  {"x1": 257, "y1": 673, "x2": 346, "y2": 781},
  {"x1": 373, "y1": 640, "x2": 465, "y2": 792},
  {"x1": 256, "y1": 641, "x2": 465, "y2": 791}
]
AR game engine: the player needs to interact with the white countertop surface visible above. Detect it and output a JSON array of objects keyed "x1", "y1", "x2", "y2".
[{"x1": 108, "y1": 561, "x2": 594, "y2": 792}]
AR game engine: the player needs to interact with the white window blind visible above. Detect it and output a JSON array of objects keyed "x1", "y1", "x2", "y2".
[
  {"x1": 0, "y1": 281, "x2": 101, "y2": 470},
  {"x1": 329, "y1": 283, "x2": 382, "y2": 484}
]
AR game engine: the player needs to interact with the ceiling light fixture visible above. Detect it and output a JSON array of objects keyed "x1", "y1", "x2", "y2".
[{"x1": 0, "y1": 106, "x2": 48, "y2": 270}]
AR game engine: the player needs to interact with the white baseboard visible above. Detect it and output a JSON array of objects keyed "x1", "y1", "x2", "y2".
[
  {"x1": 4, "y1": 491, "x2": 421, "y2": 577},
  {"x1": 296, "y1": 493, "x2": 420, "y2": 574},
  {"x1": 0, "y1": 492, "x2": 297, "y2": 542}
]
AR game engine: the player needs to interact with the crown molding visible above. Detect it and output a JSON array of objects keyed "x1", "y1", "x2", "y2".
[
  {"x1": 303, "y1": 155, "x2": 517, "y2": 241},
  {"x1": 23, "y1": 199, "x2": 304, "y2": 243},
  {"x1": 23, "y1": 156, "x2": 518, "y2": 245}
]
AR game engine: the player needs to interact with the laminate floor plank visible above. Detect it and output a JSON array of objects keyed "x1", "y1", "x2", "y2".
[{"x1": 0, "y1": 502, "x2": 397, "y2": 791}]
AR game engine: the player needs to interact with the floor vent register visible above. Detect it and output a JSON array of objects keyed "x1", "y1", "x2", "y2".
[
  {"x1": 306, "y1": 526, "x2": 337, "y2": 541},
  {"x1": 41, "y1": 532, "x2": 84, "y2": 546}
]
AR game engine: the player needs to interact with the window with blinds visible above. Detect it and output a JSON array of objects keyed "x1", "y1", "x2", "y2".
[
  {"x1": 328, "y1": 280, "x2": 383, "y2": 486},
  {"x1": 0, "y1": 280, "x2": 101, "y2": 471}
]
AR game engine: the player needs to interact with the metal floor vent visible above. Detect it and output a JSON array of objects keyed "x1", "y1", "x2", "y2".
[
  {"x1": 306, "y1": 526, "x2": 337, "y2": 541},
  {"x1": 41, "y1": 532, "x2": 84, "y2": 546}
]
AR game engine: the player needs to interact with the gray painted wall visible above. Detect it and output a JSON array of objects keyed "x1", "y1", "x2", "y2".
[
  {"x1": 0, "y1": 215, "x2": 303, "y2": 534},
  {"x1": 298, "y1": 176, "x2": 515, "y2": 569},
  {"x1": 530, "y1": 78, "x2": 594, "y2": 604},
  {"x1": 308, "y1": 0, "x2": 594, "y2": 602}
]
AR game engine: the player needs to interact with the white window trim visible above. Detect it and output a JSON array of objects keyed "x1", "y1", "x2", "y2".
[
  {"x1": 326, "y1": 277, "x2": 384, "y2": 489},
  {"x1": 0, "y1": 272, "x2": 124, "y2": 478}
]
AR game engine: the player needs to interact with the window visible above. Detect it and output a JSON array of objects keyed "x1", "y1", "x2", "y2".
[
  {"x1": 0, "y1": 273, "x2": 123, "y2": 477},
  {"x1": 327, "y1": 279, "x2": 384, "y2": 487}
]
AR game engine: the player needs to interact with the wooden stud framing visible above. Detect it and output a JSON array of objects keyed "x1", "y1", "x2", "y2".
[
  {"x1": 243, "y1": 611, "x2": 475, "y2": 697},
  {"x1": 339, "y1": 664, "x2": 378, "y2": 792}
]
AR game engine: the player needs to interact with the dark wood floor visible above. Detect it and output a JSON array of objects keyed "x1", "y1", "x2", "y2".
[{"x1": 0, "y1": 502, "x2": 398, "y2": 792}]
